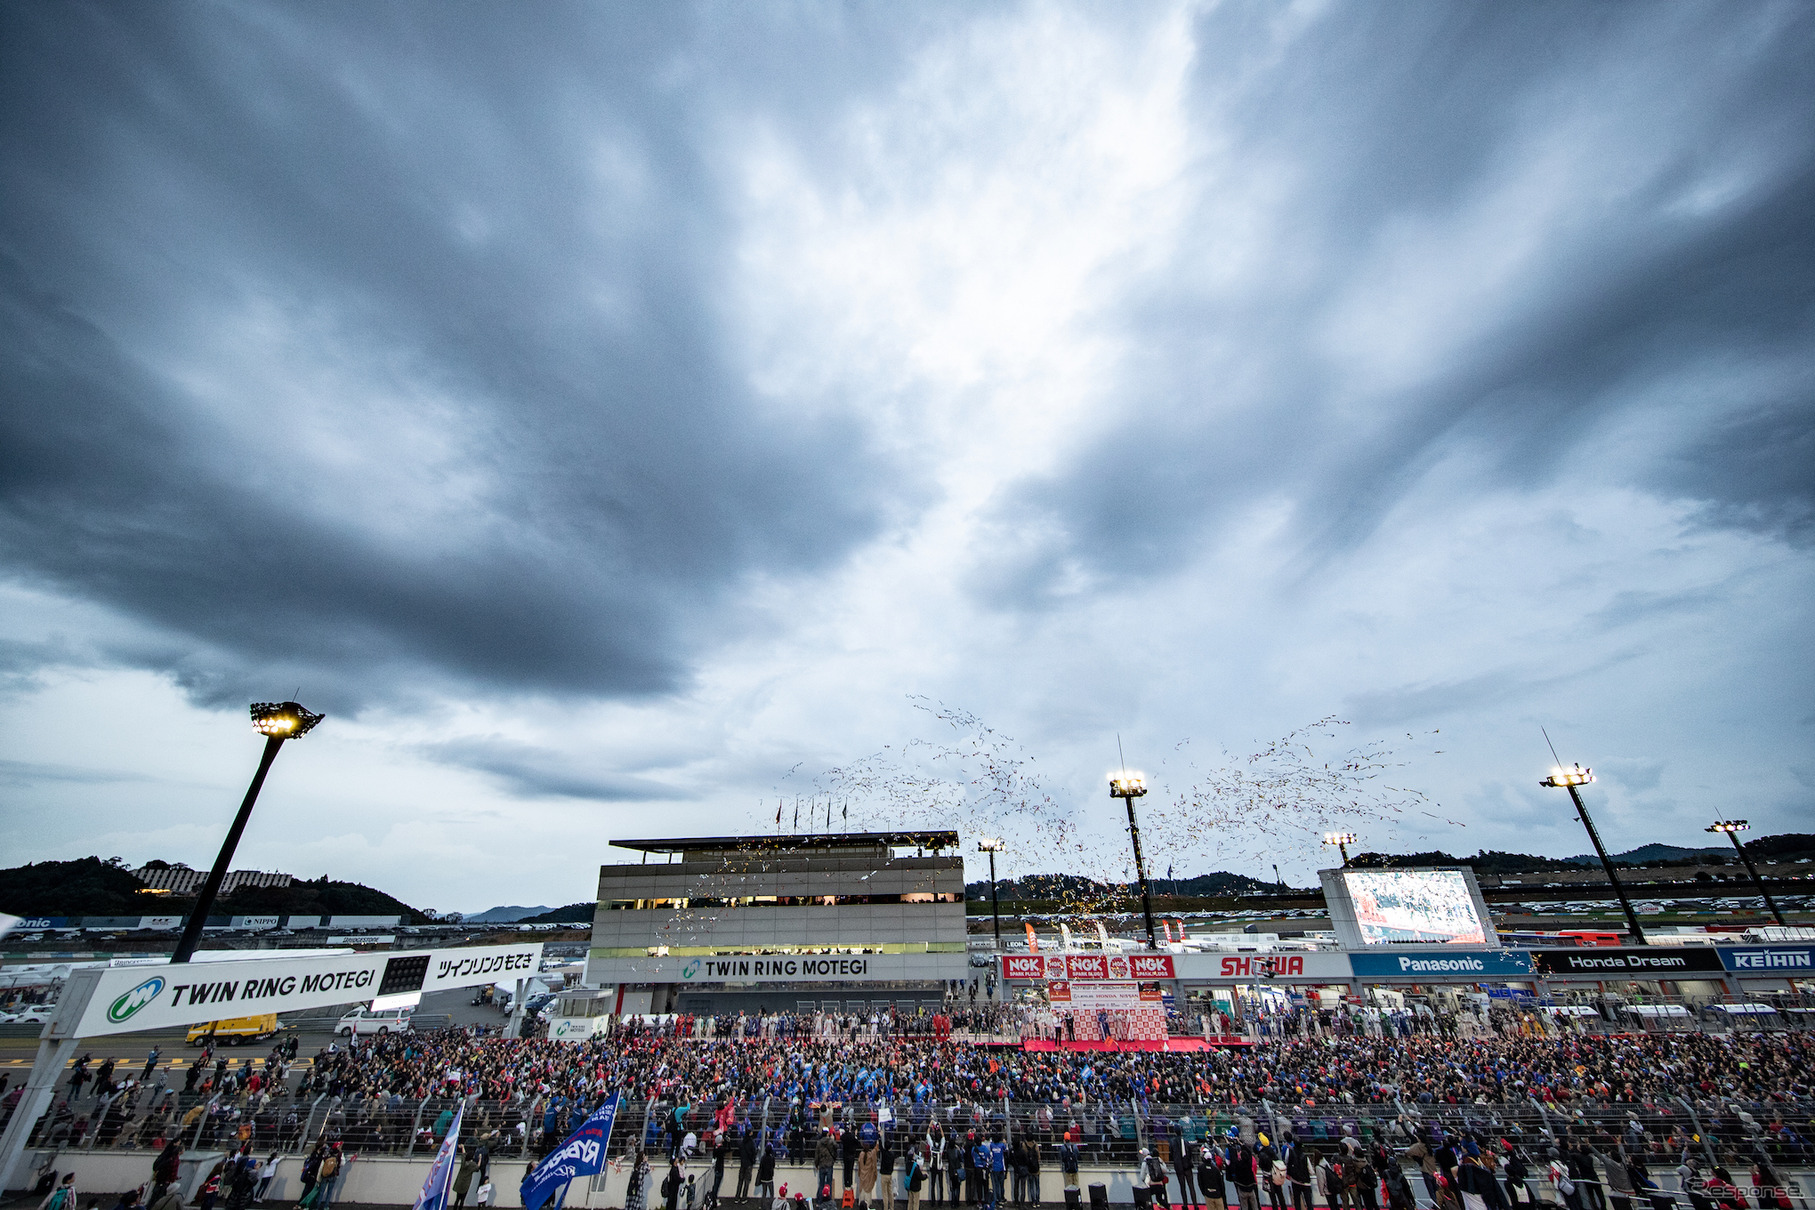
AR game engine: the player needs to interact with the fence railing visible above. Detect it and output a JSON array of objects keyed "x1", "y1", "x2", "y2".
[{"x1": 18, "y1": 1090, "x2": 1813, "y2": 1178}]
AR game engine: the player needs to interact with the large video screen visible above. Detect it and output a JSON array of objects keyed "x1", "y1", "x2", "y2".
[{"x1": 1334, "y1": 869, "x2": 1488, "y2": 945}]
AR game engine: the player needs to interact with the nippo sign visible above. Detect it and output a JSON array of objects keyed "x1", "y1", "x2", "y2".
[{"x1": 1001, "y1": 953, "x2": 1175, "y2": 981}]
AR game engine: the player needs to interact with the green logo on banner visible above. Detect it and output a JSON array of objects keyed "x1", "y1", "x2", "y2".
[{"x1": 107, "y1": 976, "x2": 165, "y2": 1024}]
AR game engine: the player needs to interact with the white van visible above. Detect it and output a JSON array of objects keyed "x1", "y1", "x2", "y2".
[{"x1": 336, "y1": 1006, "x2": 415, "y2": 1037}]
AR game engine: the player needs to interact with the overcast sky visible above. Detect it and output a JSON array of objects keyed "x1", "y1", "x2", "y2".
[{"x1": 2, "y1": 2, "x2": 1811, "y2": 915}]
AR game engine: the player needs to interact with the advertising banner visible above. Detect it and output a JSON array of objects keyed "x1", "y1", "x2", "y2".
[
  {"x1": 1178, "y1": 951, "x2": 1355, "y2": 982},
  {"x1": 1062, "y1": 981, "x2": 1140, "y2": 1009},
  {"x1": 1720, "y1": 947, "x2": 1815, "y2": 976},
  {"x1": 1000, "y1": 954, "x2": 1176, "y2": 982},
  {"x1": 70, "y1": 942, "x2": 543, "y2": 1037},
  {"x1": 1001, "y1": 955, "x2": 1047, "y2": 981},
  {"x1": 1530, "y1": 947, "x2": 1726, "y2": 977},
  {"x1": 1349, "y1": 950, "x2": 1534, "y2": 980}
]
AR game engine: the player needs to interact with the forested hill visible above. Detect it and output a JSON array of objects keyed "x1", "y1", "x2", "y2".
[{"x1": 0, "y1": 856, "x2": 426, "y2": 922}]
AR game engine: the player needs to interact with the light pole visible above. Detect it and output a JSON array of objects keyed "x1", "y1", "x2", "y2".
[
  {"x1": 1541, "y1": 763, "x2": 1646, "y2": 945},
  {"x1": 1707, "y1": 821, "x2": 1787, "y2": 927},
  {"x1": 978, "y1": 837, "x2": 1006, "y2": 949},
  {"x1": 1323, "y1": 832, "x2": 1358, "y2": 867},
  {"x1": 1110, "y1": 775, "x2": 1157, "y2": 950},
  {"x1": 170, "y1": 701, "x2": 324, "y2": 964}
]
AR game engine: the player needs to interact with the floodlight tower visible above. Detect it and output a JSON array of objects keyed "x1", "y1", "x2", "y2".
[
  {"x1": 171, "y1": 701, "x2": 324, "y2": 964},
  {"x1": 1540, "y1": 763, "x2": 1646, "y2": 945},
  {"x1": 1110, "y1": 775, "x2": 1157, "y2": 950},
  {"x1": 1707, "y1": 821, "x2": 1787, "y2": 927},
  {"x1": 1323, "y1": 832, "x2": 1358, "y2": 867},
  {"x1": 977, "y1": 837, "x2": 1007, "y2": 947}
]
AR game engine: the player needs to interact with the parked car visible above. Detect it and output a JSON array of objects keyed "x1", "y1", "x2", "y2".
[
  {"x1": 1, "y1": 1006, "x2": 54, "y2": 1025},
  {"x1": 336, "y1": 1005, "x2": 416, "y2": 1037}
]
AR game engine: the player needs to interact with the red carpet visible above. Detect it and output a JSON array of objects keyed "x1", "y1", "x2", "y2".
[{"x1": 1019, "y1": 1037, "x2": 1249, "y2": 1052}]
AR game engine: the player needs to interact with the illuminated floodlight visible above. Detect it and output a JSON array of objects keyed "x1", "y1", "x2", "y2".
[
  {"x1": 1707, "y1": 820, "x2": 1786, "y2": 926},
  {"x1": 251, "y1": 701, "x2": 325, "y2": 739},
  {"x1": 1540, "y1": 764, "x2": 1594, "y2": 789}
]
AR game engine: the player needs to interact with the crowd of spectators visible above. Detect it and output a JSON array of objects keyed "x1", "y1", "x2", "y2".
[{"x1": 8, "y1": 1023, "x2": 1810, "y2": 1173}]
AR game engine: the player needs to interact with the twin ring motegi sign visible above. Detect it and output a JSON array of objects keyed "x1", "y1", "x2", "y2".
[
  {"x1": 70, "y1": 942, "x2": 543, "y2": 1037},
  {"x1": 586, "y1": 949, "x2": 962, "y2": 986},
  {"x1": 687, "y1": 957, "x2": 873, "y2": 981}
]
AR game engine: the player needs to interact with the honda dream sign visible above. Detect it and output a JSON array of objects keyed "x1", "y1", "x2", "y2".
[
  {"x1": 70, "y1": 942, "x2": 542, "y2": 1037},
  {"x1": 1530, "y1": 947, "x2": 1726, "y2": 976}
]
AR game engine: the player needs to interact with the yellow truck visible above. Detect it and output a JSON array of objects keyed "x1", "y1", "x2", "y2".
[{"x1": 185, "y1": 1013, "x2": 280, "y2": 1046}]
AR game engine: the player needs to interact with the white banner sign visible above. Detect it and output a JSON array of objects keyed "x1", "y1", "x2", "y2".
[
  {"x1": 70, "y1": 943, "x2": 543, "y2": 1038},
  {"x1": 1059, "y1": 981, "x2": 1141, "y2": 1008}
]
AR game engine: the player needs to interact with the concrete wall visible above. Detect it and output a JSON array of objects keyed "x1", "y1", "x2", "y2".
[
  {"x1": 18, "y1": 1151, "x2": 1167, "y2": 1207},
  {"x1": 36, "y1": 1150, "x2": 1802, "y2": 1210}
]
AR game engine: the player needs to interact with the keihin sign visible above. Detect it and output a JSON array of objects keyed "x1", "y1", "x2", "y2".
[{"x1": 69, "y1": 942, "x2": 543, "y2": 1037}]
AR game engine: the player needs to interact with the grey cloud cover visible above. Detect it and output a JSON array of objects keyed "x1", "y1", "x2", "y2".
[
  {"x1": 1, "y1": 3, "x2": 909, "y2": 710},
  {"x1": 0, "y1": 1, "x2": 1810, "y2": 900}
]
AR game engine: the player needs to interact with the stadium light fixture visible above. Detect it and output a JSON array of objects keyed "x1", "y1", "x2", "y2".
[
  {"x1": 1323, "y1": 831, "x2": 1358, "y2": 866},
  {"x1": 1706, "y1": 820, "x2": 1787, "y2": 927},
  {"x1": 1109, "y1": 773, "x2": 1158, "y2": 950},
  {"x1": 977, "y1": 837, "x2": 1007, "y2": 949},
  {"x1": 171, "y1": 701, "x2": 325, "y2": 964},
  {"x1": 1540, "y1": 763, "x2": 1646, "y2": 945}
]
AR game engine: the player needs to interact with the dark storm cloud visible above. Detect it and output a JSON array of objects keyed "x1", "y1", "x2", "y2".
[
  {"x1": 0, "y1": 3, "x2": 914, "y2": 711},
  {"x1": 419, "y1": 738, "x2": 694, "y2": 802},
  {"x1": 980, "y1": 3, "x2": 1815, "y2": 601}
]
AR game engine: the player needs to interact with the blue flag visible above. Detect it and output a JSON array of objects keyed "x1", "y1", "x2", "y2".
[
  {"x1": 521, "y1": 1094, "x2": 621, "y2": 1210},
  {"x1": 414, "y1": 1100, "x2": 466, "y2": 1210}
]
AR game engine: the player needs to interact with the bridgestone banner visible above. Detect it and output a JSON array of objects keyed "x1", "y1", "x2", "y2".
[{"x1": 69, "y1": 943, "x2": 543, "y2": 1037}]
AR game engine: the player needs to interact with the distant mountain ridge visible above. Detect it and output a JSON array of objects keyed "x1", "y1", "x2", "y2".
[
  {"x1": 1353, "y1": 833, "x2": 1814, "y2": 873},
  {"x1": 518, "y1": 902, "x2": 594, "y2": 924},
  {"x1": 465, "y1": 904, "x2": 552, "y2": 923}
]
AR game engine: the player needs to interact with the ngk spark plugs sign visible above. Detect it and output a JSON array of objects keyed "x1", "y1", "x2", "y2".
[
  {"x1": 1001, "y1": 954, "x2": 1175, "y2": 981},
  {"x1": 70, "y1": 942, "x2": 542, "y2": 1037}
]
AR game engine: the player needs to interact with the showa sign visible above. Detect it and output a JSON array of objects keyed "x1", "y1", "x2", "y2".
[
  {"x1": 1001, "y1": 953, "x2": 1175, "y2": 981},
  {"x1": 73, "y1": 943, "x2": 542, "y2": 1037},
  {"x1": 522, "y1": 1094, "x2": 621, "y2": 1210}
]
